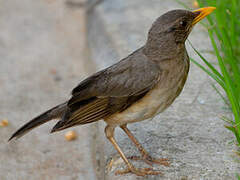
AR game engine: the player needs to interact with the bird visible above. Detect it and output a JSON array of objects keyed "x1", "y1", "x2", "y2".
[{"x1": 9, "y1": 7, "x2": 216, "y2": 176}]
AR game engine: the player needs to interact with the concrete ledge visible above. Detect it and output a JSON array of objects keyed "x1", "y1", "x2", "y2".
[{"x1": 87, "y1": 0, "x2": 240, "y2": 179}]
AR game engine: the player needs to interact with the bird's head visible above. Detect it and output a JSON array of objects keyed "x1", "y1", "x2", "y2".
[{"x1": 145, "y1": 7, "x2": 215, "y2": 57}]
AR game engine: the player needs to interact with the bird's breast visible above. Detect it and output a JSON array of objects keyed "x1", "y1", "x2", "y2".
[{"x1": 105, "y1": 55, "x2": 189, "y2": 126}]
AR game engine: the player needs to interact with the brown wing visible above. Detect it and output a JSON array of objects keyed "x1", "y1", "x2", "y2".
[{"x1": 51, "y1": 48, "x2": 161, "y2": 132}]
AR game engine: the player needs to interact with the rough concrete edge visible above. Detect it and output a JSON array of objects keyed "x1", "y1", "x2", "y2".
[
  {"x1": 70, "y1": 5, "x2": 101, "y2": 180},
  {"x1": 86, "y1": 4, "x2": 123, "y2": 180}
]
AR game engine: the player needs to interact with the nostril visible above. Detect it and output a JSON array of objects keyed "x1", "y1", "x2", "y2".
[{"x1": 193, "y1": 11, "x2": 201, "y2": 17}]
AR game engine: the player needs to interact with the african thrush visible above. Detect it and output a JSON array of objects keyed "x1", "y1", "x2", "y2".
[{"x1": 9, "y1": 7, "x2": 216, "y2": 176}]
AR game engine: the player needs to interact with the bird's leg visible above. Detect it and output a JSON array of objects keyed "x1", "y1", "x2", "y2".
[
  {"x1": 120, "y1": 124, "x2": 170, "y2": 167},
  {"x1": 105, "y1": 125, "x2": 162, "y2": 176}
]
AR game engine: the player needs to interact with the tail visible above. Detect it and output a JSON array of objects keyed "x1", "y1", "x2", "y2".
[{"x1": 9, "y1": 102, "x2": 67, "y2": 141}]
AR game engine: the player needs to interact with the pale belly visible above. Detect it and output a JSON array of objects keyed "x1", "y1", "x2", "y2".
[{"x1": 104, "y1": 78, "x2": 185, "y2": 126}]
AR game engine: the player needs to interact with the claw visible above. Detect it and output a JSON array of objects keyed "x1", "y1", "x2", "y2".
[
  {"x1": 115, "y1": 167, "x2": 163, "y2": 176},
  {"x1": 127, "y1": 155, "x2": 170, "y2": 167},
  {"x1": 145, "y1": 156, "x2": 170, "y2": 167}
]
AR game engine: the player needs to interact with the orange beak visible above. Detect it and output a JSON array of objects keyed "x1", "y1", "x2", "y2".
[{"x1": 192, "y1": 7, "x2": 216, "y2": 25}]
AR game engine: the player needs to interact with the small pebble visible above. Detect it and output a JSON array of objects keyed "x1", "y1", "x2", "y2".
[
  {"x1": 198, "y1": 98, "x2": 205, "y2": 104},
  {"x1": 65, "y1": 131, "x2": 77, "y2": 141},
  {"x1": 0, "y1": 119, "x2": 9, "y2": 127},
  {"x1": 49, "y1": 68, "x2": 57, "y2": 75},
  {"x1": 193, "y1": 1, "x2": 199, "y2": 8}
]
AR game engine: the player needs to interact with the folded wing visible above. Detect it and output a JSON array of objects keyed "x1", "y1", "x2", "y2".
[{"x1": 51, "y1": 49, "x2": 161, "y2": 132}]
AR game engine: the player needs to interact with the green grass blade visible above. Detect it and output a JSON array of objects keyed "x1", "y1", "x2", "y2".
[
  {"x1": 188, "y1": 40, "x2": 224, "y2": 81},
  {"x1": 211, "y1": 83, "x2": 230, "y2": 108},
  {"x1": 208, "y1": 30, "x2": 240, "y2": 131},
  {"x1": 190, "y1": 58, "x2": 226, "y2": 90}
]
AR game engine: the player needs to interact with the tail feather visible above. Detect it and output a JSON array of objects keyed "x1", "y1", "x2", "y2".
[{"x1": 9, "y1": 102, "x2": 67, "y2": 141}]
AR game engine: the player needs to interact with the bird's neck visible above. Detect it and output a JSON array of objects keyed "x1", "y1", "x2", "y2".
[{"x1": 143, "y1": 34, "x2": 185, "y2": 62}]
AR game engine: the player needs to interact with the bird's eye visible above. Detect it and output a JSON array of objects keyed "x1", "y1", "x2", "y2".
[{"x1": 179, "y1": 20, "x2": 187, "y2": 27}]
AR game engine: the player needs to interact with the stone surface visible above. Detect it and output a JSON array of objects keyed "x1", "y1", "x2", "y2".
[
  {"x1": 87, "y1": 0, "x2": 240, "y2": 179},
  {"x1": 0, "y1": 0, "x2": 97, "y2": 180}
]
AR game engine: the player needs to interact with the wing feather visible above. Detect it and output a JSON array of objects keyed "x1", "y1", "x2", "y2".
[
  {"x1": 51, "y1": 48, "x2": 161, "y2": 132},
  {"x1": 70, "y1": 98, "x2": 109, "y2": 121}
]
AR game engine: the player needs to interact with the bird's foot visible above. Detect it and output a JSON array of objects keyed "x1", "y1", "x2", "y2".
[
  {"x1": 115, "y1": 167, "x2": 163, "y2": 176},
  {"x1": 127, "y1": 155, "x2": 170, "y2": 167}
]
